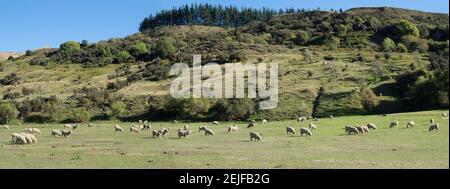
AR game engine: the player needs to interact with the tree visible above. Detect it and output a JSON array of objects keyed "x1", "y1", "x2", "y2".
[
  {"x1": 336, "y1": 24, "x2": 348, "y2": 37},
  {"x1": 69, "y1": 107, "x2": 91, "y2": 123},
  {"x1": 381, "y1": 37, "x2": 396, "y2": 51},
  {"x1": 154, "y1": 37, "x2": 177, "y2": 59},
  {"x1": 60, "y1": 41, "x2": 81, "y2": 54},
  {"x1": 114, "y1": 51, "x2": 134, "y2": 63},
  {"x1": 129, "y1": 42, "x2": 149, "y2": 58},
  {"x1": 81, "y1": 40, "x2": 89, "y2": 48},
  {"x1": 397, "y1": 43, "x2": 408, "y2": 53},
  {"x1": 294, "y1": 30, "x2": 310, "y2": 45},
  {"x1": 111, "y1": 101, "x2": 126, "y2": 118},
  {"x1": 0, "y1": 102, "x2": 19, "y2": 124},
  {"x1": 394, "y1": 19, "x2": 420, "y2": 38},
  {"x1": 360, "y1": 87, "x2": 379, "y2": 113}
]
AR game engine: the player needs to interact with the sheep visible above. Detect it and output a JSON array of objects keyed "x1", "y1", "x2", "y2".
[
  {"x1": 64, "y1": 124, "x2": 73, "y2": 129},
  {"x1": 20, "y1": 133, "x2": 37, "y2": 144},
  {"x1": 299, "y1": 128, "x2": 312, "y2": 136},
  {"x1": 297, "y1": 116, "x2": 307, "y2": 122},
  {"x1": 51, "y1": 129, "x2": 62, "y2": 137},
  {"x1": 313, "y1": 118, "x2": 319, "y2": 121},
  {"x1": 204, "y1": 128, "x2": 215, "y2": 136},
  {"x1": 25, "y1": 128, "x2": 41, "y2": 135},
  {"x1": 130, "y1": 126, "x2": 141, "y2": 134},
  {"x1": 355, "y1": 126, "x2": 366, "y2": 134},
  {"x1": 406, "y1": 121, "x2": 415, "y2": 128},
  {"x1": 227, "y1": 125, "x2": 239, "y2": 133},
  {"x1": 88, "y1": 123, "x2": 95, "y2": 127},
  {"x1": 247, "y1": 122, "x2": 256, "y2": 128},
  {"x1": 152, "y1": 130, "x2": 162, "y2": 138},
  {"x1": 143, "y1": 121, "x2": 151, "y2": 130},
  {"x1": 199, "y1": 126, "x2": 208, "y2": 133},
  {"x1": 330, "y1": 115, "x2": 334, "y2": 119},
  {"x1": 159, "y1": 128, "x2": 170, "y2": 136},
  {"x1": 2, "y1": 125, "x2": 9, "y2": 129},
  {"x1": 138, "y1": 120, "x2": 143, "y2": 124},
  {"x1": 184, "y1": 124, "x2": 189, "y2": 130},
  {"x1": 430, "y1": 119, "x2": 435, "y2": 123},
  {"x1": 177, "y1": 129, "x2": 191, "y2": 138},
  {"x1": 358, "y1": 126, "x2": 370, "y2": 133},
  {"x1": 345, "y1": 126, "x2": 359, "y2": 135},
  {"x1": 261, "y1": 119, "x2": 267, "y2": 124},
  {"x1": 367, "y1": 123, "x2": 377, "y2": 130},
  {"x1": 442, "y1": 112, "x2": 447, "y2": 117},
  {"x1": 286, "y1": 126, "x2": 296, "y2": 135},
  {"x1": 61, "y1": 130, "x2": 72, "y2": 137},
  {"x1": 390, "y1": 120, "x2": 399, "y2": 128},
  {"x1": 429, "y1": 123, "x2": 439, "y2": 132},
  {"x1": 72, "y1": 124, "x2": 79, "y2": 130},
  {"x1": 309, "y1": 123, "x2": 317, "y2": 131},
  {"x1": 114, "y1": 124, "x2": 124, "y2": 132},
  {"x1": 249, "y1": 131, "x2": 262, "y2": 141},
  {"x1": 212, "y1": 121, "x2": 220, "y2": 125},
  {"x1": 11, "y1": 133, "x2": 27, "y2": 144}
]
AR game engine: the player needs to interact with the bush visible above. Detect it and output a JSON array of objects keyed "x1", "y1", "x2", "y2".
[
  {"x1": 360, "y1": 87, "x2": 379, "y2": 113},
  {"x1": 111, "y1": 101, "x2": 127, "y2": 118},
  {"x1": 381, "y1": 37, "x2": 396, "y2": 51},
  {"x1": 0, "y1": 102, "x2": 19, "y2": 124},
  {"x1": 129, "y1": 42, "x2": 149, "y2": 59},
  {"x1": 60, "y1": 41, "x2": 81, "y2": 54},
  {"x1": 69, "y1": 107, "x2": 91, "y2": 123},
  {"x1": 1, "y1": 73, "x2": 20, "y2": 85},
  {"x1": 154, "y1": 37, "x2": 177, "y2": 59},
  {"x1": 397, "y1": 43, "x2": 408, "y2": 53},
  {"x1": 209, "y1": 98, "x2": 255, "y2": 121}
]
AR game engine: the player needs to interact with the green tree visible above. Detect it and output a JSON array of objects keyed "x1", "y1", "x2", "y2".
[
  {"x1": 360, "y1": 87, "x2": 379, "y2": 113},
  {"x1": 154, "y1": 37, "x2": 177, "y2": 59},
  {"x1": 129, "y1": 42, "x2": 149, "y2": 58},
  {"x1": 111, "y1": 101, "x2": 127, "y2": 118},
  {"x1": 114, "y1": 51, "x2": 134, "y2": 63},
  {"x1": 394, "y1": 19, "x2": 420, "y2": 38},
  {"x1": 336, "y1": 24, "x2": 348, "y2": 37},
  {"x1": 70, "y1": 107, "x2": 91, "y2": 123},
  {"x1": 294, "y1": 30, "x2": 310, "y2": 45},
  {"x1": 381, "y1": 37, "x2": 396, "y2": 51},
  {"x1": 60, "y1": 41, "x2": 81, "y2": 54},
  {"x1": 0, "y1": 102, "x2": 19, "y2": 124}
]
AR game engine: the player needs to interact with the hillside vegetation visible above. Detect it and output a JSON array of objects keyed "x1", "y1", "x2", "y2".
[{"x1": 0, "y1": 5, "x2": 448, "y2": 124}]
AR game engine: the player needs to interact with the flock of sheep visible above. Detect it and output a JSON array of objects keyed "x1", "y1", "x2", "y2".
[{"x1": 2, "y1": 112, "x2": 447, "y2": 145}]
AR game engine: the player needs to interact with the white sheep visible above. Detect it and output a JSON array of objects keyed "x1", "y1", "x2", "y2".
[
  {"x1": 199, "y1": 126, "x2": 208, "y2": 133},
  {"x1": 330, "y1": 115, "x2": 334, "y2": 119},
  {"x1": 88, "y1": 123, "x2": 95, "y2": 127},
  {"x1": 204, "y1": 128, "x2": 215, "y2": 136},
  {"x1": 390, "y1": 120, "x2": 399, "y2": 128},
  {"x1": 406, "y1": 121, "x2": 415, "y2": 128},
  {"x1": 20, "y1": 133, "x2": 37, "y2": 144},
  {"x1": 442, "y1": 112, "x2": 447, "y2": 117},
  {"x1": 212, "y1": 121, "x2": 220, "y2": 125},
  {"x1": 286, "y1": 126, "x2": 296, "y2": 135},
  {"x1": 177, "y1": 129, "x2": 191, "y2": 138},
  {"x1": 367, "y1": 123, "x2": 377, "y2": 130},
  {"x1": 247, "y1": 122, "x2": 256, "y2": 128},
  {"x1": 227, "y1": 125, "x2": 239, "y2": 133},
  {"x1": 345, "y1": 126, "x2": 359, "y2": 135},
  {"x1": 152, "y1": 130, "x2": 162, "y2": 138},
  {"x1": 429, "y1": 123, "x2": 439, "y2": 132},
  {"x1": 114, "y1": 124, "x2": 124, "y2": 132},
  {"x1": 11, "y1": 133, "x2": 27, "y2": 144},
  {"x1": 261, "y1": 119, "x2": 267, "y2": 124},
  {"x1": 159, "y1": 128, "x2": 170, "y2": 136},
  {"x1": 299, "y1": 128, "x2": 312, "y2": 136},
  {"x1": 297, "y1": 116, "x2": 307, "y2": 122},
  {"x1": 309, "y1": 123, "x2": 317, "y2": 131},
  {"x1": 51, "y1": 129, "x2": 62, "y2": 137},
  {"x1": 184, "y1": 124, "x2": 189, "y2": 130},
  {"x1": 249, "y1": 131, "x2": 262, "y2": 141},
  {"x1": 2, "y1": 125, "x2": 9, "y2": 129},
  {"x1": 64, "y1": 124, "x2": 73, "y2": 129},
  {"x1": 130, "y1": 126, "x2": 141, "y2": 134},
  {"x1": 430, "y1": 119, "x2": 435, "y2": 123}
]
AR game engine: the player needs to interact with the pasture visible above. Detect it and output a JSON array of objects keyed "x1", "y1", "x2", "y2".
[{"x1": 0, "y1": 110, "x2": 448, "y2": 168}]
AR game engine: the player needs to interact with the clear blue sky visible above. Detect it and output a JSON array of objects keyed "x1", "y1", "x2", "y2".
[{"x1": 0, "y1": 0, "x2": 448, "y2": 52}]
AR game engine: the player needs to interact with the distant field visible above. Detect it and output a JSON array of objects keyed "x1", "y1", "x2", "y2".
[
  {"x1": 0, "y1": 110, "x2": 448, "y2": 168},
  {"x1": 0, "y1": 52, "x2": 23, "y2": 60}
]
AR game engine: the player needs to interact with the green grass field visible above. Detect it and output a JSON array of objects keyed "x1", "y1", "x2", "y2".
[{"x1": 0, "y1": 110, "x2": 448, "y2": 169}]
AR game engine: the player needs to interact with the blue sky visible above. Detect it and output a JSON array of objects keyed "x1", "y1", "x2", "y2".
[{"x1": 0, "y1": 0, "x2": 448, "y2": 52}]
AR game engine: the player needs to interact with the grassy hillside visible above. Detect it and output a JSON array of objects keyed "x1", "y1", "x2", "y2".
[{"x1": 0, "y1": 110, "x2": 447, "y2": 168}]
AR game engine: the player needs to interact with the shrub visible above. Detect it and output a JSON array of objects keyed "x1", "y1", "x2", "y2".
[
  {"x1": 381, "y1": 37, "x2": 396, "y2": 51},
  {"x1": 69, "y1": 107, "x2": 91, "y2": 123},
  {"x1": 0, "y1": 102, "x2": 19, "y2": 124},
  {"x1": 360, "y1": 87, "x2": 379, "y2": 113},
  {"x1": 111, "y1": 101, "x2": 127, "y2": 118}
]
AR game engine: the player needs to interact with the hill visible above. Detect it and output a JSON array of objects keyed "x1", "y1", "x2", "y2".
[
  {"x1": 0, "y1": 6, "x2": 448, "y2": 124},
  {"x1": 0, "y1": 52, "x2": 23, "y2": 60}
]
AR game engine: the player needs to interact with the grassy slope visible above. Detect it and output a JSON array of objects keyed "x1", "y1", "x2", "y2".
[{"x1": 0, "y1": 110, "x2": 447, "y2": 168}]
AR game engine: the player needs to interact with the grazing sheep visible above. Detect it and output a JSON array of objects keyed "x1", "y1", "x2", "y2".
[
  {"x1": 442, "y1": 112, "x2": 447, "y2": 117},
  {"x1": 138, "y1": 120, "x2": 143, "y2": 124},
  {"x1": 130, "y1": 126, "x2": 141, "y2": 134},
  {"x1": 88, "y1": 123, "x2": 95, "y2": 127},
  {"x1": 64, "y1": 124, "x2": 73, "y2": 129},
  {"x1": 249, "y1": 131, "x2": 262, "y2": 141},
  {"x1": 429, "y1": 123, "x2": 439, "y2": 132},
  {"x1": 177, "y1": 129, "x2": 191, "y2": 138},
  {"x1": 299, "y1": 128, "x2": 312, "y2": 136},
  {"x1": 360, "y1": 126, "x2": 370, "y2": 133},
  {"x1": 143, "y1": 121, "x2": 151, "y2": 130},
  {"x1": 345, "y1": 126, "x2": 359, "y2": 135},
  {"x1": 61, "y1": 130, "x2": 72, "y2": 137},
  {"x1": 390, "y1": 120, "x2": 399, "y2": 128},
  {"x1": 430, "y1": 119, "x2": 435, "y2": 123},
  {"x1": 184, "y1": 124, "x2": 189, "y2": 130},
  {"x1": 286, "y1": 126, "x2": 296, "y2": 135},
  {"x1": 297, "y1": 116, "x2": 307, "y2": 122},
  {"x1": 2, "y1": 125, "x2": 9, "y2": 129},
  {"x1": 204, "y1": 128, "x2": 215, "y2": 136},
  {"x1": 355, "y1": 126, "x2": 366, "y2": 134},
  {"x1": 51, "y1": 129, "x2": 62, "y2": 137},
  {"x1": 406, "y1": 121, "x2": 415, "y2": 128},
  {"x1": 261, "y1": 119, "x2": 267, "y2": 124},
  {"x1": 313, "y1": 118, "x2": 319, "y2": 121},
  {"x1": 367, "y1": 123, "x2": 377, "y2": 130},
  {"x1": 114, "y1": 124, "x2": 124, "y2": 132},
  {"x1": 330, "y1": 115, "x2": 334, "y2": 119},
  {"x1": 159, "y1": 128, "x2": 170, "y2": 136},
  {"x1": 309, "y1": 123, "x2": 317, "y2": 131},
  {"x1": 25, "y1": 128, "x2": 41, "y2": 135},
  {"x1": 247, "y1": 122, "x2": 256, "y2": 128},
  {"x1": 212, "y1": 121, "x2": 220, "y2": 125},
  {"x1": 198, "y1": 126, "x2": 208, "y2": 133},
  {"x1": 11, "y1": 133, "x2": 27, "y2": 144},
  {"x1": 20, "y1": 133, "x2": 37, "y2": 144},
  {"x1": 152, "y1": 130, "x2": 162, "y2": 138},
  {"x1": 227, "y1": 125, "x2": 239, "y2": 133}
]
